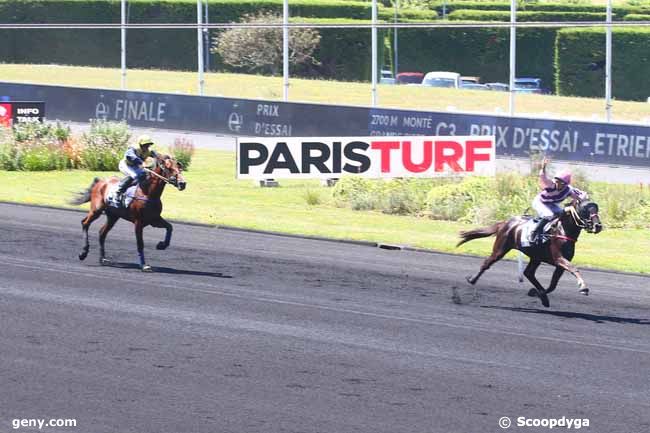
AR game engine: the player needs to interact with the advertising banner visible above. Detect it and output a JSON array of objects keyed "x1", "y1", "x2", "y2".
[
  {"x1": 0, "y1": 101, "x2": 45, "y2": 125},
  {"x1": 237, "y1": 136, "x2": 496, "y2": 179},
  {"x1": 1, "y1": 81, "x2": 649, "y2": 168}
]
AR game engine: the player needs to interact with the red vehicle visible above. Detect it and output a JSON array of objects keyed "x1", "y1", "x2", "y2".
[{"x1": 396, "y1": 72, "x2": 424, "y2": 85}]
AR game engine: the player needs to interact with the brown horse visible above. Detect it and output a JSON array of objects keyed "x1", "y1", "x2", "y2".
[
  {"x1": 457, "y1": 201, "x2": 602, "y2": 307},
  {"x1": 71, "y1": 155, "x2": 186, "y2": 271}
]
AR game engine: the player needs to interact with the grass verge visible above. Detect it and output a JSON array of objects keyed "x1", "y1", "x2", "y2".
[
  {"x1": 0, "y1": 148, "x2": 647, "y2": 275},
  {"x1": 2, "y1": 64, "x2": 650, "y2": 123}
]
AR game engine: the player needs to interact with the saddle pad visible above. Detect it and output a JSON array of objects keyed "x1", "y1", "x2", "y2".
[
  {"x1": 106, "y1": 184, "x2": 138, "y2": 208},
  {"x1": 520, "y1": 218, "x2": 554, "y2": 248}
]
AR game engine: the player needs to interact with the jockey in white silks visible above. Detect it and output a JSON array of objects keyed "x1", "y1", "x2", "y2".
[
  {"x1": 530, "y1": 157, "x2": 588, "y2": 243},
  {"x1": 115, "y1": 135, "x2": 158, "y2": 201}
]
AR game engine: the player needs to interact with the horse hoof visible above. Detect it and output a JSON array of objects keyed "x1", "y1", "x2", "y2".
[
  {"x1": 156, "y1": 241, "x2": 167, "y2": 250},
  {"x1": 79, "y1": 252, "x2": 88, "y2": 261},
  {"x1": 579, "y1": 288, "x2": 589, "y2": 296},
  {"x1": 537, "y1": 291, "x2": 550, "y2": 308},
  {"x1": 100, "y1": 258, "x2": 111, "y2": 266},
  {"x1": 141, "y1": 265, "x2": 153, "y2": 272},
  {"x1": 527, "y1": 288, "x2": 538, "y2": 297}
]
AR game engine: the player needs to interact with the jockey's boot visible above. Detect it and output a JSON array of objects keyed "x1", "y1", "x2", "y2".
[
  {"x1": 115, "y1": 176, "x2": 133, "y2": 203},
  {"x1": 531, "y1": 217, "x2": 552, "y2": 244}
]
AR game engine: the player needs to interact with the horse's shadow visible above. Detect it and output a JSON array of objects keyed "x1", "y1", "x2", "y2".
[
  {"x1": 481, "y1": 306, "x2": 650, "y2": 325},
  {"x1": 100, "y1": 261, "x2": 232, "y2": 278}
]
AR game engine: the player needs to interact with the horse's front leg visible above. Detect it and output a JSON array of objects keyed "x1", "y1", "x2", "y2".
[
  {"x1": 151, "y1": 217, "x2": 173, "y2": 250},
  {"x1": 523, "y1": 259, "x2": 550, "y2": 307},
  {"x1": 134, "y1": 220, "x2": 151, "y2": 272},
  {"x1": 545, "y1": 267, "x2": 565, "y2": 295},
  {"x1": 555, "y1": 257, "x2": 588, "y2": 295}
]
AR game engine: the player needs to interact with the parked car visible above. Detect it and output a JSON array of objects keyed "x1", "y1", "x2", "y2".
[
  {"x1": 396, "y1": 72, "x2": 424, "y2": 85},
  {"x1": 513, "y1": 77, "x2": 546, "y2": 94},
  {"x1": 379, "y1": 69, "x2": 396, "y2": 85},
  {"x1": 460, "y1": 76, "x2": 481, "y2": 86},
  {"x1": 461, "y1": 83, "x2": 490, "y2": 91},
  {"x1": 421, "y1": 71, "x2": 461, "y2": 88},
  {"x1": 485, "y1": 82, "x2": 509, "y2": 92}
]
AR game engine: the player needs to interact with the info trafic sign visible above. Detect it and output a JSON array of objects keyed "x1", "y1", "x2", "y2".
[
  {"x1": 0, "y1": 101, "x2": 45, "y2": 126},
  {"x1": 237, "y1": 136, "x2": 496, "y2": 179}
]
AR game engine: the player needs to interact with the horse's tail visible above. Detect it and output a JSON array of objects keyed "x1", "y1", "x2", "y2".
[
  {"x1": 69, "y1": 177, "x2": 101, "y2": 205},
  {"x1": 456, "y1": 222, "x2": 504, "y2": 247}
]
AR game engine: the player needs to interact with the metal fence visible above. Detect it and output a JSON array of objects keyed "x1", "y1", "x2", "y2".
[{"x1": 1, "y1": 0, "x2": 648, "y2": 124}]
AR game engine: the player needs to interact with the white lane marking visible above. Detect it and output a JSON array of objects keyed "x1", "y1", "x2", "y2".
[{"x1": 1, "y1": 256, "x2": 650, "y2": 356}]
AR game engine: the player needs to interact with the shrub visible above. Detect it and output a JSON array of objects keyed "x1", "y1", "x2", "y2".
[
  {"x1": 379, "y1": 178, "x2": 429, "y2": 215},
  {"x1": 171, "y1": 137, "x2": 195, "y2": 170},
  {"x1": 426, "y1": 177, "x2": 493, "y2": 223},
  {"x1": 81, "y1": 120, "x2": 130, "y2": 171},
  {"x1": 1, "y1": 122, "x2": 71, "y2": 171},
  {"x1": 303, "y1": 188, "x2": 322, "y2": 206},
  {"x1": 212, "y1": 11, "x2": 321, "y2": 75},
  {"x1": 0, "y1": 126, "x2": 19, "y2": 170}
]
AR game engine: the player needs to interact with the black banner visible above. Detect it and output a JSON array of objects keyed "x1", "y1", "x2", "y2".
[
  {"x1": 1, "y1": 82, "x2": 649, "y2": 168},
  {"x1": 0, "y1": 101, "x2": 45, "y2": 126}
]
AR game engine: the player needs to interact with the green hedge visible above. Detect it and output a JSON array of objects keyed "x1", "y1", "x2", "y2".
[
  {"x1": 448, "y1": 10, "x2": 609, "y2": 22},
  {"x1": 623, "y1": 14, "x2": 650, "y2": 21},
  {"x1": 378, "y1": 8, "x2": 438, "y2": 21},
  {"x1": 430, "y1": 1, "x2": 650, "y2": 18},
  {"x1": 555, "y1": 27, "x2": 650, "y2": 101}
]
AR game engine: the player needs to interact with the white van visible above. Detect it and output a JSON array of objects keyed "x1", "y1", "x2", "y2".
[{"x1": 421, "y1": 71, "x2": 461, "y2": 88}]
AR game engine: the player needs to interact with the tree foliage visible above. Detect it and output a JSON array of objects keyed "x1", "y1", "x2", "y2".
[{"x1": 211, "y1": 12, "x2": 321, "y2": 75}]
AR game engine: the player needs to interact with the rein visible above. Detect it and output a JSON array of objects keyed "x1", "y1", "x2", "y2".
[
  {"x1": 550, "y1": 234, "x2": 578, "y2": 243},
  {"x1": 143, "y1": 167, "x2": 173, "y2": 184},
  {"x1": 567, "y1": 206, "x2": 588, "y2": 229}
]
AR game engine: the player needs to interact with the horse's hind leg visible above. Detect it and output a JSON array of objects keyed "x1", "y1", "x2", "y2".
[
  {"x1": 78, "y1": 210, "x2": 102, "y2": 260},
  {"x1": 98, "y1": 214, "x2": 119, "y2": 265},
  {"x1": 467, "y1": 238, "x2": 511, "y2": 285},
  {"x1": 523, "y1": 259, "x2": 550, "y2": 308},
  {"x1": 151, "y1": 217, "x2": 173, "y2": 250}
]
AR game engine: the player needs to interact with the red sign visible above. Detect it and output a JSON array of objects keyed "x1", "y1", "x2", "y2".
[{"x1": 0, "y1": 103, "x2": 12, "y2": 127}]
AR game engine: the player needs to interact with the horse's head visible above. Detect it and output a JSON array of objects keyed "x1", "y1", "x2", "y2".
[
  {"x1": 156, "y1": 156, "x2": 187, "y2": 191},
  {"x1": 576, "y1": 200, "x2": 602, "y2": 234}
]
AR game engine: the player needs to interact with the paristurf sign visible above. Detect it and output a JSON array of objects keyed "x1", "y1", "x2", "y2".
[{"x1": 237, "y1": 136, "x2": 496, "y2": 179}]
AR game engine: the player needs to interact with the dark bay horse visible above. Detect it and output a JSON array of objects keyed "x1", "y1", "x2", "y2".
[
  {"x1": 71, "y1": 155, "x2": 186, "y2": 271},
  {"x1": 457, "y1": 201, "x2": 602, "y2": 307}
]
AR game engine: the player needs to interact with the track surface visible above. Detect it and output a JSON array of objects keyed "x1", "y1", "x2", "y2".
[{"x1": 1, "y1": 203, "x2": 649, "y2": 433}]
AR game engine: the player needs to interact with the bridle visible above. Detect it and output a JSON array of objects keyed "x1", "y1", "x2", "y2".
[
  {"x1": 143, "y1": 157, "x2": 182, "y2": 186},
  {"x1": 567, "y1": 204, "x2": 601, "y2": 233}
]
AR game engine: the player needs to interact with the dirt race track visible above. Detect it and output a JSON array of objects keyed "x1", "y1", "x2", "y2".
[{"x1": 1, "y1": 202, "x2": 649, "y2": 433}]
